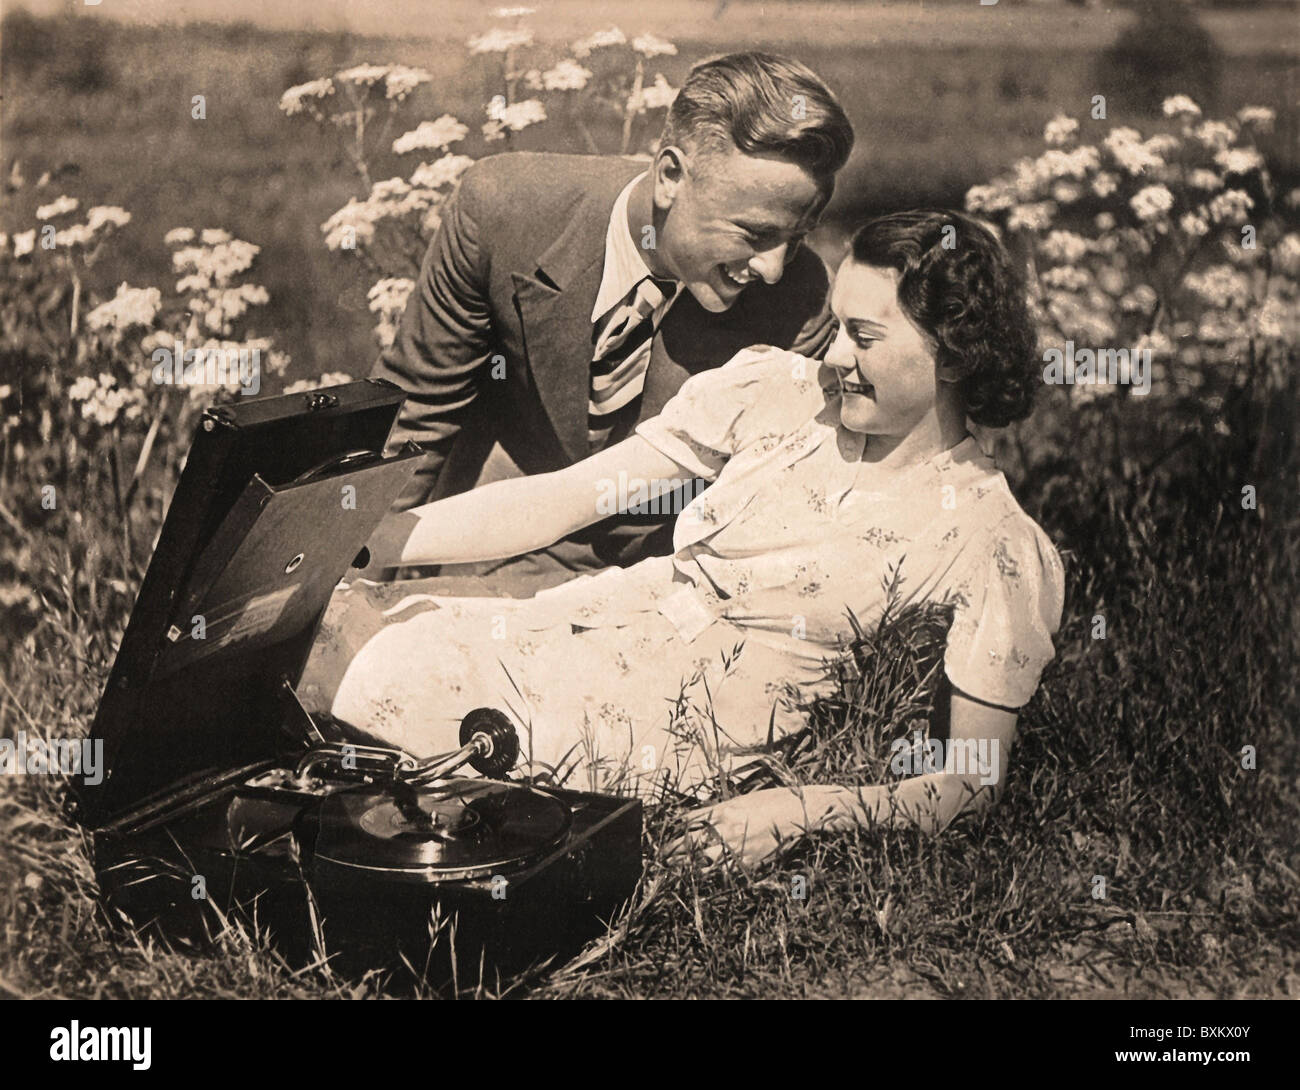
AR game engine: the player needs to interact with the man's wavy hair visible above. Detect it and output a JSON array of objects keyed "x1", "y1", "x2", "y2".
[
  {"x1": 659, "y1": 52, "x2": 854, "y2": 180},
  {"x1": 849, "y1": 210, "x2": 1040, "y2": 428}
]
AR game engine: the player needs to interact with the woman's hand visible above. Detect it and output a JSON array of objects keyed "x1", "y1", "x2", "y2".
[{"x1": 668, "y1": 788, "x2": 818, "y2": 869}]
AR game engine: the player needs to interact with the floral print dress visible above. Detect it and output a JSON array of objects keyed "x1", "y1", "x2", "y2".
[{"x1": 298, "y1": 347, "x2": 1065, "y2": 799}]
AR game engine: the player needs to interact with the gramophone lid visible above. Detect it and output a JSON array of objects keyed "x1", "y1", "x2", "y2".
[{"x1": 75, "y1": 379, "x2": 422, "y2": 829}]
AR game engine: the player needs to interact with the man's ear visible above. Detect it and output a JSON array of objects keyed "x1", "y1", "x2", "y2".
[{"x1": 653, "y1": 146, "x2": 688, "y2": 211}]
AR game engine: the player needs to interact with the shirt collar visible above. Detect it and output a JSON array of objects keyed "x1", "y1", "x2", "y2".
[{"x1": 591, "y1": 171, "x2": 678, "y2": 322}]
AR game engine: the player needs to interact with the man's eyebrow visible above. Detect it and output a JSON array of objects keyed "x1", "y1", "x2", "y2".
[{"x1": 733, "y1": 216, "x2": 802, "y2": 235}]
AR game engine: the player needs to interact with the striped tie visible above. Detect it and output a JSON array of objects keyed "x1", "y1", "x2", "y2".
[{"x1": 590, "y1": 276, "x2": 676, "y2": 416}]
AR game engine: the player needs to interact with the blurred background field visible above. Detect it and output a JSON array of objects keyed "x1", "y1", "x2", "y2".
[{"x1": 4, "y1": 0, "x2": 1297, "y2": 384}]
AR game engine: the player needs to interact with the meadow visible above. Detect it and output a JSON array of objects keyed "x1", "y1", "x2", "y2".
[{"x1": 1, "y1": 3, "x2": 1297, "y2": 998}]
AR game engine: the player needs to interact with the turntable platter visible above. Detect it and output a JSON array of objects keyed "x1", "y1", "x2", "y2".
[{"x1": 306, "y1": 778, "x2": 573, "y2": 880}]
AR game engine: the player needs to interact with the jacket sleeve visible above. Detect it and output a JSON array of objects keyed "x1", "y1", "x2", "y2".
[{"x1": 370, "y1": 163, "x2": 495, "y2": 510}]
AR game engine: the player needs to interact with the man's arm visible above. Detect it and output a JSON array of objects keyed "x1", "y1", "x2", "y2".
[{"x1": 371, "y1": 164, "x2": 495, "y2": 510}]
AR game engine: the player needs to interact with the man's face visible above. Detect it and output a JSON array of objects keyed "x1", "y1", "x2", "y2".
[{"x1": 652, "y1": 144, "x2": 831, "y2": 313}]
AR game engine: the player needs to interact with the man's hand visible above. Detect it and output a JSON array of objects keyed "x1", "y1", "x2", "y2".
[{"x1": 667, "y1": 788, "x2": 816, "y2": 869}]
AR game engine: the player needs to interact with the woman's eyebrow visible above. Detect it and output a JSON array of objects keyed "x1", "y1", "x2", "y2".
[{"x1": 845, "y1": 317, "x2": 888, "y2": 337}]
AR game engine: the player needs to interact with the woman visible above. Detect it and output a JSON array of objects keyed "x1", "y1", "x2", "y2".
[{"x1": 299, "y1": 210, "x2": 1064, "y2": 866}]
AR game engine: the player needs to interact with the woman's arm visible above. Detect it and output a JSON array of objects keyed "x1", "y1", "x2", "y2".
[
  {"x1": 678, "y1": 689, "x2": 1019, "y2": 867},
  {"x1": 357, "y1": 434, "x2": 697, "y2": 572}
]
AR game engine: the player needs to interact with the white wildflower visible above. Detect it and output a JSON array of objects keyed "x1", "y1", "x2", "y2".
[
  {"x1": 634, "y1": 74, "x2": 677, "y2": 112},
  {"x1": 1184, "y1": 265, "x2": 1252, "y2": 307},
  {"x1": 1186, "y1": 169, "x2": 1223, "y2": 190},
  {"x1": 322, "y1": 200, "x2": 377, "y2": 250},
  {"x1": 1040, "y1": 230, "x2": 1092, "y2": 264},
  {"x1": 1007, "y1": 201, "x2": 1057, "y2": 232},
  {"x1": 335, "y1": 64, "x2": 391, "y2": 86},
  {"x1": 632, "y1": 34, "x2": 677, "y2": 59},
  {"x1": 1191, "y1": 121, "x2": 1236, "y2": 152},
  {"x1": 572, "y1": 27, "x2": 626, "y2": 58},
  {"x1": 1094, "y1": 263, "x2": 1125, "y2": 295},
  {"x1": 409, "y1": 154, "x2": 475, "y2": 190},
  {"x1": 1041, "y1": 266, "x2": 1091, "y2": 292},
  {"x1": 1130, "y1": 185, "x2": 1174, "y2": 222},
  {"x1": 1119, "y1": 284, "x2": 1157, "y2": 313},
  {"x1": 1104, "y1": 128, "x2": 1164, "y2": 175},
  {"x1": 68, "y1": 375, "x2": 99, "y2": 401},
  {"x1": 172, "y1": 238, "x2": 261, "y2": 283},
  {"x1": 1091, "y1": 171, "x2": 1120, "y2": 198},
  {"x1": 539, "y1": 58, "x2": 592, "y2": 92},
  {"x1": 86, "y1": 206, "x2": 131, "y2": 234},
  {"x1": 1143, "y1": 134, "x2": 1180, "y2": 158},
  {"x1": 1207, "y1": 189, "x2": 1253, "y2": 225},
  {"x1": 1250, "y1": 296, "x2": 1288, "y2": 340},
  {"x1": 86, "y1": 283, "x2": 162, "y2": 333},
  {"x1": 483, "y1": 98, "x2": 546, "y2": 140},
  {"x1": 13, "y1": 230, "x2": 37, "y2": 258},
  {"x1": 200, "y1": 228, "x2": 232, "y2": 245},
  {"x1": 468, "y1": 28, "x2": 533, "y2": 54},
  {"x1": 55, "y1": 224, "x2": 96, "y2": 248},
  {"x1": 1094, "y1": 212, "x2": 1117, "y2": 233},
  {"x1": 1236, "y1": 106, "x2": 1275, "y2": 132},
  {"x1": 384, "y1": 66, "x2": 431, "y2": 101},
  {"x1": 1214, "y1": 147, "x2": 1265, "y2": 176},
  {"x1": 164, "y1": 227, "x2": 196, "y2": 246},
  {"x1": 493, "y1": 7, "x2": 536, "y2": 17},
  {"x1": 1179, "y1": 211, "x2": 1210, "y2": 237},
  {"x1": 279, "y1": 78, "x2": 335, "y2": 116},
  {"x1": 35, "y1": 195, "x2": 78, "y2": 220},
  {"x1": 1273, "y1": 233, "x2": 1300, "y2": 278},
  {"x1": 1051, "y1": 181, "x2": 1083, "y2": 204},
  {"x1": 1043, "y1": 114, "x2": 1078, "y2": 146},
  {"x1": 393, "y1": 115, "x2": 469, "y2": 155},
  {"x1": 1162, "y1": 95, "x2": 1201, "y2": 120},
  {"x1": 367, "y1": 277, "x2": 416, "y2": 316},
  {"x1": 965, "y1": 183, "x2": 1015, "y2": 215}
]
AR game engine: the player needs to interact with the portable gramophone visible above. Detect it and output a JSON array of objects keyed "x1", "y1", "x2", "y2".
[{"x1": 70, "y1": 379, "x2": 642, "y2": 986}]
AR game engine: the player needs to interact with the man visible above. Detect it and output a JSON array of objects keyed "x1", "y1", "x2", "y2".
[{"x1": 373, "y1": 51, "x2": 854, "y2": 583}]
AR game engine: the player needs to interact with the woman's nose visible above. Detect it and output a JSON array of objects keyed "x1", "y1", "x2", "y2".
[{"x1": 824, "y1": 328, "x2": 857, "y2": 371}]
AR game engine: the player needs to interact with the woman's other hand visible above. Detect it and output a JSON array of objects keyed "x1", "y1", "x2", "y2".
[{"x1": 669, "y1": 788, "x2": 817, "y2": 869}]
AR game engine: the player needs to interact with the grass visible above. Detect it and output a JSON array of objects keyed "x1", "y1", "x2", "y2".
[
  {"x1": 2, "y1": 5, "x2": 1299, "y2": 999},
  {"x1": 2, "y1": 379, "x2": 1297, "y2": 998}
]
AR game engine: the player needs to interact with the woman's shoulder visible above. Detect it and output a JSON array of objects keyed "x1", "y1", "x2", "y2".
[
  {"x1": 970, "y1": 497, "x2": 1066, "y2": 604},
  {"x1": 709, "y1": 344, "x2": 828, "y2": 417}
]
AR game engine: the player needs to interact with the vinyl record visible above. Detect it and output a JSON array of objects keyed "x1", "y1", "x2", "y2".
[{"x1": 307, "y1": 777, "x2": 572, "y2": 880}]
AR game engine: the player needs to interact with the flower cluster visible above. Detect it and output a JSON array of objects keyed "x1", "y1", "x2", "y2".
[
  {"x1": 368, "y1": 278, "x2": 416, "y2": 349},
  {"x1": 967, "y1": 95, "x2": 1294, "y2": 399}
]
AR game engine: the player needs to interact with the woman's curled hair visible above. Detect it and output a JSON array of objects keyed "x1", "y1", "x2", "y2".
[{"x1": 849, "y1": 210, "x2": 1039, "y2": 428}]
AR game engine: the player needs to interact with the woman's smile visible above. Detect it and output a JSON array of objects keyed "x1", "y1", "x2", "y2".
[{"x1": 839, "y1": 377, "x2": 874, "y2": 398}]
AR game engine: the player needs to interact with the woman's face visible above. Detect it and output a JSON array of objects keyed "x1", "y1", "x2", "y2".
[{"x1": 823, "y1": 258, "x2": 941, "y2": 437}]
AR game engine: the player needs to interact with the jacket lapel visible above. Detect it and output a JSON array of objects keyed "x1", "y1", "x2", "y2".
[{"x1": 513, "y1": 163, "x2": 641, "y2": 463}]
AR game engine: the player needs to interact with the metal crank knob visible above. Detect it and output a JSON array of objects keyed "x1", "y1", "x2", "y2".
[{"x1": 459, "y1": 708, "x2": 520, "y2": 779}]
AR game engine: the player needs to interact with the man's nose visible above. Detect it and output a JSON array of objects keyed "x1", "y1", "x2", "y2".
[{"x1": 747, "y1": 244, "x2": 788, "y2": 285}]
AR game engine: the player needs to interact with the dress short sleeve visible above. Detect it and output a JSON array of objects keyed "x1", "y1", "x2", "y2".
[
  {"x1": 636, "y1": 345, "x2": 784, "y2": 481},
  {"x1": 944, "y1": 515, "x2": 1065, "y2": 709}
]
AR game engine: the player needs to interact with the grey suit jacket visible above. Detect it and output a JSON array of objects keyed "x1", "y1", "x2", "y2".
[{"x1": 372, "y1": 151, "x2": 835, "y2": 563}]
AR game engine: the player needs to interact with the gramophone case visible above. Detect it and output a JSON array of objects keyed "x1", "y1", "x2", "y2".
[{"x1": 74, "y1": 379, "x2": 643, "y2": 985}]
